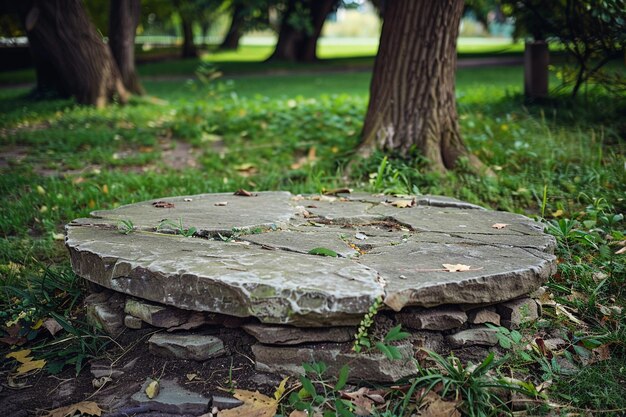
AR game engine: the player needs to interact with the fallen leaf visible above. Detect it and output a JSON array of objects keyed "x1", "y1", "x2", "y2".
[
  {"x1": 102, "y1": 184, "x2": 109, "y2": 194},
  {"x1": 555, "y1": 303, "x2": 582, "y2": 324},
  {"x1": 323, "y1": 188, "x2": 352, "y2": 196},
  {"x1": 186, "y1": 373, "x2": 198, "y2": 381},
  {"x1": 552, "y1": 209, "x2": 564, "y2": 218},
  {"x1": 391, "y1": 199, "x2": 415, "y2": 208},
  {"x1": 341, "y1": 387, "x2": 374, "y2": 415},
  {"x1": 218, "y1": 389, "x2": 277, "y2": 417},
  {"x1": 616, "y1": 246, "x2": 626, "y2": 255},
  {"x1": 273, "y1": 377, "x2": 289, "y2": 401},
  {"x1": 44, "y1": 401, "x2": 102, "y2": 417},
  {"x1": 52, "y1": 232, "x2": 65, "y2": 241},
  {"x1": 355, "y1": 232, "x2": 368, "y2": 240},
  {"x1": 43, "y1": 318, "x2": 63, "y2": 336},
  {"x1": 418, "y1": 391, "x2": 461, "y2": 417},
  {"x1": 491, "y1": 223, "x2": 509, "y2": 229},
  {"x1": 152, "y1": 201, "x2": 175, "y2": 208},
  {"x1": 146, "y1": 380, "x2": 160, "y2": 399},
  {"x1": 309, "y1": 194, "x2": 337, "y2": 202},
  {"x1": 442, "y1": 263, "x2": 472, "y2": 272},
  {"x1": 92, "y1": 376, "x2": 112, "y2": 388},
  {"x1": 308, "y1": 247, "x2": 339, "y2": 257},
  {"x1": 6, "y1": 349, "x2": 32, "y2": 363},
  {"x1": 288, "y1": 411, "x2": 308, "y2": 417},
  {"x1": 17, "y1": 359, "x2": 46, "y2": 375},
  {"x1": 214, "y1": 201, "x2": 228, "y2": 206},
  {"x1": 234, "y1": 189, "x2": 256, "y2": 197}
]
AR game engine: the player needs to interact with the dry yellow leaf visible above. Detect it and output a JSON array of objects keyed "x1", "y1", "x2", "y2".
[
  {"x1": 44, "y1": 400, "x2": 102, "y2": 417},
  {"x1": 288, "y1": 411, "x2": 308, "y2": 417},
  {"x1": 218, "y1": 389, "x2": 277, "y2": 417},
  {"x1": 491, "y1": 223, "x2": 509, "y2": 229},
  {"x1": 391, "y1": 199, "x2": 414, "y2": 208},
  {"x1": 17, "y1": 359, "x2": 46, "y2": 375},
  {"x1": 145, "y1": 380, "x2": 160, "y2": 399},
  {"x1": 442, "y1": 263, "x2": 472, "y2": 272},
  {"x1": 6, "y1": 349, "x2": 32, "y2": 363},
  {"x1": 186, "y1": 373, "x2": 198, "y2": 381},
  {"x1": 273, "y1": 377, "x2": 289, "y2": 401}
]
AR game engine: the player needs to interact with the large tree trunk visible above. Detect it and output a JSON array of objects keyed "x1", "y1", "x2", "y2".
[
  {"x1": 17, "y1": 0, "x2": 128, "y2": 107},
  {"x1": 360, "y1": 0, "x2": 481, "y2": 172},
  {"x1": 109, "y1": 0, "x2": 143, "y2": 95},
  {"x1": 181, "y1": 17, "x2": 197, "y2": 58},
  {"x1": 268, "y1": 0, "x2": 337, "y2": 62},
  {"x1": 220, "y1": 2, "x2": 245, "y2": 50}
]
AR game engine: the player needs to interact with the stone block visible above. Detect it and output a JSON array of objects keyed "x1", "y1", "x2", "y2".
[
  {"x1": 446, "y1": 327, "x2": 498, "y2": 348},
  {"x1": 397, "y1": 307, "x2": 467, "y2": 331},
  {"x1": 242, "y1": 324, "x2": 354, "y2": 345},
  {"x1": 125, "y1": 298, "x2": 189, "y2": 328},
  {"x1": 131, "y1": 378, "x2": 210, "y2": 414},
  {"x1": 86, "y1": 303, "x2": 124, "y2": 336},
  {"x1": 252, "y1": 343, "x2": 417, "y2": 383},
  {"x1": 124, "y1": 314, "x2": 143, "y2": 329},
  {"x1": 468, "y1": 307, "x2": 501, "y2": 326},
  {"x1": 497, "y1": 298, "x2": 539, "y2": 329},
  {"x1": 148, "y1": 333, "x2": 225, "y2": 361}
]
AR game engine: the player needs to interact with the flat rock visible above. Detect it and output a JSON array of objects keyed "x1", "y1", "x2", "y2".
[
  {"x1": 252, "y1": 343, "x2": 417, "y2": 382},
  {"x1": 397, "y1": 307, "x2": 467, "y2": 331},
  {"x1": 446, "y1": 327, "x2": 499, "y2": 348},
  {"x1": 242, "y1": 323, "x2": 354, "y2": 345},
  {"x1": 497, "y1": 297, "x2": 539, "y2": 329},
  {"x1": 125, "y1": 298, "x2": 190, "y2": 328},
  {"x1": 131, "y1": 378, "x2": 210, "y2": 414},
  {"x1": 468, "y1": 307, "x2": 501, "y2": 326},
  {"x1": 66, "y1": 192, "x2": 556, "y2": 326},
  {"x1": 148, "y1": 333, "x2": 225, "y2": 361}
]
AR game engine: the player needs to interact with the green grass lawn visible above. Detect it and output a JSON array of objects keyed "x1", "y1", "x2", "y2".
[{"x1": 1, "y1": 60, "x2": 625, "y2": 415}]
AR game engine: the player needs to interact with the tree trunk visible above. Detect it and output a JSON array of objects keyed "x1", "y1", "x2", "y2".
[
  {"x1": 220, "y1": 2, "x2": 245, "y2": 50},
  {"x1": 181, "y1": 17, "x2": 197, "y2": 58},
  {"x1": 359, "y1": 0, "x2": 480, "y2": 172},
  {"x1": 268, "y1": 0, "x2": 337, "y2": 62},
  {"x1": 109, "y1": 0, "x2": 143, "y2": 95},
  {"x1": 523, "y1": 41, "x2": 549, "y2": 101},
  {"x1": 18, "y1": 0, "x2": 128, "y2": 107}
]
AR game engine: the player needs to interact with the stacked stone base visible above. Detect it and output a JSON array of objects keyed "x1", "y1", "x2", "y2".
[{"x1": 85, "y1": 285, "x2": 544, "y2": 382}]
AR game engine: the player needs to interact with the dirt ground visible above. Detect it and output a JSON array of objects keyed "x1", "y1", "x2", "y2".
[{"x1": 0, "y1": 327, "x2": 284, "y2": 417}]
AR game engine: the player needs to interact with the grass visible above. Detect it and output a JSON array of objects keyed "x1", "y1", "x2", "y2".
[{"x1": 0, "y1": 55, "x2": 625, "y2": 415}]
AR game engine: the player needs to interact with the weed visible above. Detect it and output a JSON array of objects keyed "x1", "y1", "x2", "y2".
[
  {"x1": 352, "y1": 296, "x2": 383, "y2": 353},
  {"x1": 117, "y1": 219, "x2": 135, "y2": 235},
  {"x1": 157, "y1": 218, "x2": 197, "y2": 237}
]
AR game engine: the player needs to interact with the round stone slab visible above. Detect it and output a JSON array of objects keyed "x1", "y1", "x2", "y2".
[{"x1": 66, "y1": 192, "x2": 556, "y2": 326}]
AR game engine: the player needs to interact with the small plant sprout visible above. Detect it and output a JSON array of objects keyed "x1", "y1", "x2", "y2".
[
  {"x1": 118, "y1": 219, "x2": 135, "y2": 235},
  {"x1": 352, "y1": 296, "x2": 383, "y2": 353},
  {"x1": 157, "y1": 218, "x2": 197, "y2": 237}
]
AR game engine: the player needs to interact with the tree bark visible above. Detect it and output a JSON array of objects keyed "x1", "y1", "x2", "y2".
[
  {"x1": 181, "y1": 16, "x2": 197, "y2": 58},
  {"x1": 220, "y1": 2, "x2": 245, "y2": 50},
  {"x1": 359, "y1": 0, "x2": 480, "y2": 172},
  {"x1": 109, "y1": 0, "x2": 143, "y2": 95},
  {"x1": 268, "y1": 0, "x2": 337, "y2": 62},
  {"x1": 18, "y1": 0, "x2": 128, "y2": 107}
]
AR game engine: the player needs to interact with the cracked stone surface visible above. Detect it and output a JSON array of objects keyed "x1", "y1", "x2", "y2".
[{"x1": 66, "y1": 192, "x2": 556, "y2": 326}]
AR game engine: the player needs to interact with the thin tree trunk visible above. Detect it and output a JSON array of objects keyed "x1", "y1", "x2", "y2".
[
  {"x1": 359, "y1": 0, "x2": 481, "y2": 172},
  {"x1": 268, "y1": 0, "x2": 337, "y2": 62},
  {"x1": 109, "y1": 0, "x2": 143, "y2": 95},
  {"x1": 181, "y1": 17, "x2": 197, "y2": 58},
  {"x1": 220, "y1": 2, "x2": 245, "y2": 50},
  {"x1": 19, "y1": 0, "x2": 128, "y2": 107}
]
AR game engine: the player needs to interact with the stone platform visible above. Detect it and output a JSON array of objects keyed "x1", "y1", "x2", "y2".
[{"x1": 67, "y1": 191, "x2": 556, "y2": 380}]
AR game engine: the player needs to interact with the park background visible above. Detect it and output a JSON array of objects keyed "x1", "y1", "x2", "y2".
[{"x1": 0, "y1": 1, "x2": 625, "y2": 416}]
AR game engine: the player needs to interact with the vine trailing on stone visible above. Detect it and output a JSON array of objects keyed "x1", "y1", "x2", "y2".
[{"x1": 352, "y1": 296, "x2": 383, "y2": 353}]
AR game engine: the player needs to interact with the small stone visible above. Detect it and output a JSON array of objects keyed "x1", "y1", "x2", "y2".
[
  {"x1": 446, "y1": 327, "x2": 498, "y2": 348},
  {"x1": 125, "y1": 299, "x2": 190, "y2": 328},
  {"x1": 86, "y1": 303, "x2": 124, "y2": 336},
  {"x1": 242, "y1": 324, "x2": 354, "y2": 345},
  {"x1": 131, "y1": 378, "x2": 210, "y2": 414},
  {"x1": 149, "y1": 333, "x2": 225, "y2": 361},
  {"x1": 212, "y1": 395, "x2": 244, "y2": 410},
  {"x1": 252, "y1": 343, "x2": 417, "y2": 382},
  {"x1": 124, "y1": 314, "x2": 143, "y2": 329},
  {"x1": 468, "y1": 308, "x2": 501, "y2": 326},
  {"x1": 497, "y1": 298, "x2": 539, "y2": 329},
  {"x1": 397, "y1": 307, "x2": 467, "y2": 330},
  {"x1": 530, "y1": 286, "x2": 547, "y2": 299}
]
